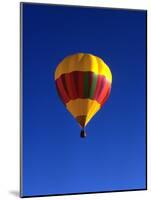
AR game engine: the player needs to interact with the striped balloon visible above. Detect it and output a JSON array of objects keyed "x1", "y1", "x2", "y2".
[{"x1": 55, "y1": 53, "x2": 112, "y2": 129}]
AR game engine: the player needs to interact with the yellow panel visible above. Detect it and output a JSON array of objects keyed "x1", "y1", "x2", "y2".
[
  {"x1": 85, "y1": 101, "x2": 101, "y2": 125},
  {"x1": 66, "y1": 98, "x2": 101, "y2": 126},
  {"x1": 55, "y1": 53, "x2": 112, "y2": 83},
  {"x1": 95, "y1": 56, "x2": 112, "y2": 83}
]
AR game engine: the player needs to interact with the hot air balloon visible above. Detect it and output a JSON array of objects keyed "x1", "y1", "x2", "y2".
[{"x1": 54, "y1": 53, "x2": 112, "y2": 138}]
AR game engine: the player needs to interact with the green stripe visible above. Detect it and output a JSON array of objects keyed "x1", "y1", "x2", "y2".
[
  {"x1": 83, "y1": 72, "x2": 89, "y2": 98},
  {"x1": 89, "y1": 73, "x2": 98, "y2": 99}
]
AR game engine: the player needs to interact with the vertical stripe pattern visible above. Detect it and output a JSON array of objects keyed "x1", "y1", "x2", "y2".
[{"x1": 56, "y1": 71, "x2": 111, "y2": 104}]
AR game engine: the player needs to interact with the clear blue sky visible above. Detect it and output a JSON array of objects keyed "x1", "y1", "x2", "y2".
[{"x1": 22, "y1": 3, "x2": 146, "y2": 197}]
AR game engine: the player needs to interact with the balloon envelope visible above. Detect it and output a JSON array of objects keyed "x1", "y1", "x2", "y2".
[{"x1": 55, "y1": 53, "x2": 112, "y2": 128}]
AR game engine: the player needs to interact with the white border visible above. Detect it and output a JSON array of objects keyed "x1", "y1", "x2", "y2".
[{"x1": 0, "y1": 0, "x2": 150, "y2": 199}]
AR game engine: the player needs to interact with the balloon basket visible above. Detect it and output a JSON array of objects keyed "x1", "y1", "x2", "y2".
[{"x1": 80, "y1": 129, "x2": 86, "y2": 138}]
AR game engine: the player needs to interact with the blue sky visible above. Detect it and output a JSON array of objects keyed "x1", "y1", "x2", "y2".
[{"x1": 22, "y1": 3, "x2": 147, "y2": 197}]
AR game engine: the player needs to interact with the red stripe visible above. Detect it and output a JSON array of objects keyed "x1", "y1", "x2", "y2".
[
  {"x1": 93, "y1": 76, "x2": 104, "y2": 100},
  {"x1": 97, "y1": 81, "x2": 110, "y2": 104},
  {"x1": 55, "y1": 83, "x2": 64, "y2": 103},
  {"x1": 72, "y1": 71, "x2": 79, "y2": 96},
  {"x1": 77, "y1": 72, "x2": 84, "y2": 98},
  {"x1": 64, "y1": 73, "x2": 77, "y2": 99},
  {"x1": 101, "y1": 86, "x2": 111, "y2": 106},
  {"x1": 55, "y1": 78, "x2": 70, "y2": 104},
  {"x1": 70, "y1": 72, "x2": 78, "y2": 99},
  {"x1": 61, "y1": 74, "x2": 69, "y2": 97}
]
